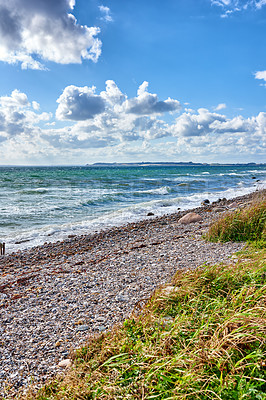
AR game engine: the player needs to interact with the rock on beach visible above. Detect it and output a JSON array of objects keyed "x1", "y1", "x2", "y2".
[
  {"x1": 58, "y1": 359, "x2": 72, "y2": 368},
  {"x1": 179, "y1": 212, "x2": 203, "y2": 224}
]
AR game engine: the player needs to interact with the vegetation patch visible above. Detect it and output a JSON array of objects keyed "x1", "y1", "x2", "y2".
[{"x1": 205, "y1": 192, "x2": 266, "y2": 245}]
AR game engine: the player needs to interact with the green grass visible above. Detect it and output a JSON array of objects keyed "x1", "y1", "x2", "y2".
[
  {"x1": 16, "y1": 193, "x2": 266, "y2": 400},
  {"x1": 205, "y1": 192, "x2": 266, "y2": 245}
]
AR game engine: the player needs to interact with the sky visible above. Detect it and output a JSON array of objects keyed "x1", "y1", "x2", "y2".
[{"x1": 0, "y1": 0, "x2": 266, "y2": 165}]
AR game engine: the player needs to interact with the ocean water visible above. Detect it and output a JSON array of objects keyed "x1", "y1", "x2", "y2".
[{"x1": 0, "y1": 164, "x2": 265, "y2": 253}]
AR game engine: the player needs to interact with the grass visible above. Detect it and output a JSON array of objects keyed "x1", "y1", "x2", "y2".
[
  {"x1": 205, "y1": 191, "x2": 266, "y2": 245},
  {"x1": 15, "y1": 192, "x2": 266, "y2": 399}
]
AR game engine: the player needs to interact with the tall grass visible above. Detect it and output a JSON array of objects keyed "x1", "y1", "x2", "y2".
[{"x1": 205, "y1": 194, "x2": 266, "y2": 244}]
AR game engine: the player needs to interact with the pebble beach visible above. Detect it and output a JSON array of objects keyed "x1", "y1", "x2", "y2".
[{"x1": 0, "y1": 191, "x2": 261, "y2": 398}]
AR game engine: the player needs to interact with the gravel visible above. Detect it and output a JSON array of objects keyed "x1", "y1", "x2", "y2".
[{"x1": 0, "y1": 192, "x2": 256, "y2": 398}]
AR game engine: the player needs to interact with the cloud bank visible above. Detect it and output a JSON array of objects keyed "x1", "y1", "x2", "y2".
[
  {"x1": 0, "y1": 0, "x2": 102, "y2": 69},
  {"x1": 0, "y1": 81, "x2": 265, "y2": 164},
  {"x1": 56, "y1": 81, "x2": 181, "y2": 121}
]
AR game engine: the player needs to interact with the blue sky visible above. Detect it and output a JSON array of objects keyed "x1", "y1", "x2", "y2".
[{"x1": 0, "y1": 0, "x2": 266, "y2": 165}]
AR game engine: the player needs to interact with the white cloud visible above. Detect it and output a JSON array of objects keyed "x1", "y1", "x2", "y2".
[
  {"x1": 0, "y1": 89, "x2": 51, "y2": 139},
  {"x1": 211, "y1": 1, "x2": 233, "y2": 6},
  {"x1": 99, "y1": 5, "x2": 113, "y2": 22},
  {"x1": 56, "y1": 85, "x2": 106, "y2": 121},
  {"x1": 254, "y1": 70, "x2": 266, "y2": 81},
  {"x1": 171, "y1": 108, "x2": 226, "y2": 137},
  {"x1": 215, "y1": 103, "x2": 227, "y2": 110},
  {"x1": 0, "y1": 0, "x2": 102, "y2": 69},
  {"x1": 210, "y1": 115, "x2": 250, "y2": 133},
  {"x1": 0, "y1": 89, "x2": 29, "y2": 108},
  {"x1": 255, "y1": 0, "x2": 266, "y2": 8},
  {"x1": 56, "y1": 80, "x2": 181, "y2": 122},
  {"x1": 124, "y1": 81, "x2": 181, "y2": 115},
  {"x1": 210, "y1": 0, "x2": 266, "y2": 15},
  {"x1": 100, "y1": 80, "x2": 126, "y2": 107},
  {"x1": 32, "y1": 101, "x2": 40, "y2": 111}
]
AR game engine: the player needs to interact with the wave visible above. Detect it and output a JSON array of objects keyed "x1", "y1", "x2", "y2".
[
  {"x1": 246, "y1": 169, "x2": 266, "y2": 175},
  {"x1": 18, "y1": 188, "x2": 50, "y2": 195},
  {"x1": 135, "y1": 186, "x2": 171, "y2": 195}
]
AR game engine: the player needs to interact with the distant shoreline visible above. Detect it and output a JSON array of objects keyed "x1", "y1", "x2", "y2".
[
  {"x1": 0, "y1": 162, "x2": 265, "y2": 168},
  {"x1": 88, "y1": 162, "x2": 266, "y2": 167}
]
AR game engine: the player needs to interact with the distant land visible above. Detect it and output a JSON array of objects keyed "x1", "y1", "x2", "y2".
[{"x1": 87, "y1": 162, "x2": 265, "y2": 167}]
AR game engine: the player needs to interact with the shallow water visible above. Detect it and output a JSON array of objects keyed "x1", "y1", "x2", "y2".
[{"x1": 0, "y1": 164, "x2": 265, "y2": 252}]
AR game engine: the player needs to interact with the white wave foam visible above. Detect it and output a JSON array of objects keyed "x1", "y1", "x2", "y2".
[
  {"x1": 137, "y1": 186, "x2": 171, "y2": 195},
  {"x1": 246, "y1": 169, "x2": 266, "y2": 175}
]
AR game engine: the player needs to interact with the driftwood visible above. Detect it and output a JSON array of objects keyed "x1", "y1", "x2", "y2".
[{"x1": 0, "y1": 242, "x2": 5, "y2": 255}]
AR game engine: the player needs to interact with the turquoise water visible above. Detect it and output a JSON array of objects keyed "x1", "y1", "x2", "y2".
[{"x1": 0, "y1": 165, "x2": 265, "y2": 252}]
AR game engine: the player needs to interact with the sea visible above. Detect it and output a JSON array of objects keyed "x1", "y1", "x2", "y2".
[{"x1": 0, "y1": 164, "x2": 265, "y2": 253}]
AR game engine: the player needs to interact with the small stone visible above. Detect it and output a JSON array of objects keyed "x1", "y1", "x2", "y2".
[
  {"x1": 161, "y1": 286, "x2": 178, "y2": 295},
  {"x1": 179, "y1": 212, "x2": 203, "y2": 224},
  {"x1": 147, "y1": 212, "x2": 154, "y2": 216},
  {"x1": 97, "y1": 326, "x2": 106, "y2": 332},
  {"x1": 58, "y1": 359, "x2": 72, "y2": 368},
  {"x1": 161, "y1": 316, "x2": 174, "y2": 327},
  {"x1": 116, "y1": 295, "x2": 129, "y2": 302},
  {"x1": 228, "y1": 202, "x2": 238, "y2": 209},
  {"x1": 96, "y1": 316, "x2": 105, "y2": 322},
  {"x1": 76, "y1": 325, "x2": 89, "y2": 332},
  {"x1": 213, "y1": 207, "x2": 226, "y2": 213},
  {"x1": 74, "y1": 319, "x2": 85, "y2": 325},
  {"x1": 201, "y1": 199, "x2": 210, "y2": 206}
]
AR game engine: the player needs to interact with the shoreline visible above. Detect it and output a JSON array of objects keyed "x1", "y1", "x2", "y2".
[
  {"x1": 2, "y1": 170, "x2": 264, "y2": 254},
  {"x1": 3, "y1": 183, "x2": 263, "y2": 256},
  {"x1": 0, "y1": 189, "x2": 264, "y2": 397}
]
